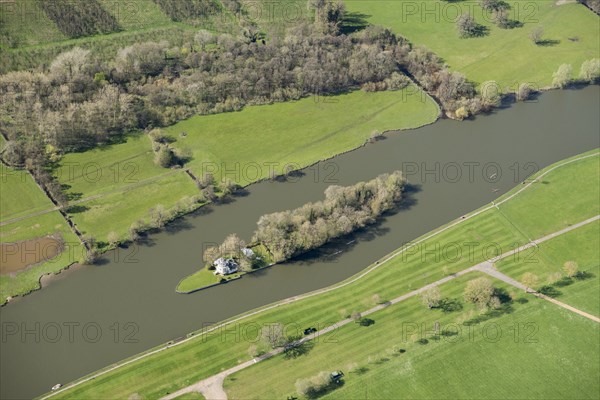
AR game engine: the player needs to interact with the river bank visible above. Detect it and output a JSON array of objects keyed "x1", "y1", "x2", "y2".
[
  {"x1": 42, "y1": 149, "x2": 599, "y2": 400},
  {"x1": 1, "y1": 86, "x2": 598, "y2": 399}
]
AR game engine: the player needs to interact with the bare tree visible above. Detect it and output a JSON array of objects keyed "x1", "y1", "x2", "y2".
[
  {"x1": 456, "y1": 14, "x2": 479, "y2": 38},
  {"x1": 529, "y1": 26, "x2": 544, "y2": 44},
  {"x1": 421, "y1": 286, "x2": 442, "y2": 309},
  {"x1": 261, "y1": 323, "x2": 286, "y2": 349},
  {"x1": 579, "y1": 59, "x2": 600, "y2": 83},
  {"x1": 49, "y1": 47, "x2": 91, "y2": 84},
  {"x1": 521, "y1": 272, "x2": 539, "y2": 292},
  {"x1": 552, "y1": 64, "x2": 573, "y2": 88},
  {"x1": 464, "y1": 277, "x2": 494, "y2": 308},
  {"x1": 195, "y1": 30, "x2": 214, "y2": 50},
  {"x1": 107, "y1": 231, "x2": 119, "y2": 247},
  {"x1": 563, "y1": 261, "x2": 579, "y2": 278},
  {"x1": 516, "y1": 83, "x2": 533, "y2": 102}
]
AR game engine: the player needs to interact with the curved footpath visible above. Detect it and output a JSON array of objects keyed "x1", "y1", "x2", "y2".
[
  {"x1": 161, "y1": 214, "x2": 600, "y2": 400},
  {"x1": 41, "y1": 152, "x2": 599, "y2": 400}
]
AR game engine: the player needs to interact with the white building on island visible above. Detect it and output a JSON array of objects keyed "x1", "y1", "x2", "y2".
[
  {"x1": 214, "y1": 258, "x2": 239, "y2": 275},
  {"x1": 241, "y1": 248, "x2": 254, "y2": 258}
]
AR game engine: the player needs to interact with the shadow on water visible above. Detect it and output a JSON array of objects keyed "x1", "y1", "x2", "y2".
[
  {"x1": 288, "y1": 183, "x2": 421, "y2": 266},
  {"x1": 164, "y1": 218, "x2": 195, "y2": 235}
]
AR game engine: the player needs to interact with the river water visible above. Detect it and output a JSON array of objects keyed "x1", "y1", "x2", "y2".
[{"x1": 1, "y1": 87, "x2": 599, "y2": 399}]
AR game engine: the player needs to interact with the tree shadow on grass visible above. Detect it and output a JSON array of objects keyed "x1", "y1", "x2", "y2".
[
  {"x1": 576, "y1": 271, "x2": 595, "y2": 281},
  {"x1": 463, "y1": 302, "x2": 514, "y2": 326},
  {"x1": 462, "y1": 24, "x2": 490, "y2": 39},
  {"x1": 352, "y1": 366, "x2": 369, "y2": 375},
  {"x1": 358, "y1": 317, "x2": 375, "y2": 327},
  {"x1": 339, "y1": 12, "x2": 371, "y2": 34},
  {"x1": 554, "y1": 276, "x2": 575, "y2": 287},
  {"x1": 306, "y1": 380, "x2": 345, "y2": 399},
  {"x1": 538, "y1": 285, "x2": 562, "y2": 298},
  {"x1": 503, "y1": 20, "x2": 523, "y2": 29},
  {"x1": 439, "y1": 298, "x2": 463, "y2": 313},
  {"x1": 65, "y1": 204, "x2": 89, "y2": 214},
  {"x1": 284, "y1": 339, "x2": 315, "y2": 360},
  {"x1": 536, "y1": 39, "x2": 560, "y2": 47}
]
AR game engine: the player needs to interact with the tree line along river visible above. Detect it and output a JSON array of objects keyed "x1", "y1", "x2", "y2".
[{"x1": 1, "y1": 86, "x2": 599, "y2": 399}]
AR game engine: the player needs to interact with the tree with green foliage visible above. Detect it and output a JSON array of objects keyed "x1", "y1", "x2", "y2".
[
  {"x1": 253, "y1": 171, "x2": 405, "y2": 262},
  {"x1": 154, "y1": 146, "x2": 175, "y2": 168},
  {"x1": 579, "y1": 59, "x2": 600, "y2": 83},
  {"x1": 456, "y1": 14, "x2": 478, "y2": 38},
  {"x1": 552, "y1": 64, "x2": 573, "y2": 88},
  {"x1": 480, "y1": 0, "x2": 510, "y2": 12},
  {"x1": 464, "y1": 277, "x2": 494, "y2": 308}
]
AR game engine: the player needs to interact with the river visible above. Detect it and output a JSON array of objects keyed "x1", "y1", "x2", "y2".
[{"x1": 1, "y1": 86, "x2": 599, "y2": 399}]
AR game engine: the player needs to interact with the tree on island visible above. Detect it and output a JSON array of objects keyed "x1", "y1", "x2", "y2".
[
  {"x1": 253, "y1": 171, "x2": 406, "y2": 262},
  {"x1": 202, "y1": 233, "x2": 249, "y2": 268}
]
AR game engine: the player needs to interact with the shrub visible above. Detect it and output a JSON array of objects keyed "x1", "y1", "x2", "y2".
[{"x1": 154, "y1": 146, "x2": 176, "y2": 168}]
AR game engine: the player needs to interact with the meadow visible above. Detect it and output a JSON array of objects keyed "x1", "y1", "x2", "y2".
[
  {"x1": 0, "y1": 211, "x2": 83, "y2": 302},
  {"x1": 224, "y1": 273, "x2": 599, "y2": 399},
  {"x1": 0, "y1": 0, "x2": 238, "y2": 72},
  {"x1": 346, "y1": 0, "x2": 600, "y2": 89},
  {"x1": 497, "y1": 221, "x2": 600, "y2": 316},
  {"x1": 54, "y1": 133, "x2": 200, "y2": 242},
  {"x1": 1, "y1": 164, "x2": 56, "y2": 221},
  {"x1": 48, "y1": 150, "x2": 599, "y2": 399},
  {"x1": 166, "y1": 87, "x2": 440, "y2": 186},
  {"x1": 53, "y1": 88, "x2": 439, "y2": 244},
  {"x1": 0, "y1": 164, "x2": 83, "y2": 302}
]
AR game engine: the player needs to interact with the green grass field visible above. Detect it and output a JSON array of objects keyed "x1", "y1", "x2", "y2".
[
  {"x1": 224, "y1": 273, "x2": 599, "y2": 399},
  {"x1": 0, "y1": 211, "x2": 83, "y2": 303},
  {"x1": 497, "y1": 220, "x2": 600, "y2": 316},
  {"x1": 496, "y1": 152, "x2": 600, "y2": 239},
  {"x1": 53, "y1": 88, "x2": 438, "y2": 244},
  {"x1": 166, "y1": 88, "x2": 440, "y2": 186},
  {"x1": 0, "y1": 0, "x2": 219, "y2": 48},
  {"x1": 0, "y1": 0, "x2": 67, "y2": 47},
  {"x1": 53, "y1": 134, "x2": 200, "y2": 242},
  {"x1": 0, "y1": 164, "x2": 83, "y2": 303},
  {"x1": 1, "y1": 164, "x2": 56, "y2": 221},
  {"x1": 48, "y1": 150, "x2": 599, "y2": 399},
  {"x1": 346, "y1": 0, "x2": 600, "y2": 89},
  {"x1": 0, "y1": 0, "x2": 240, "y2": 73}
]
